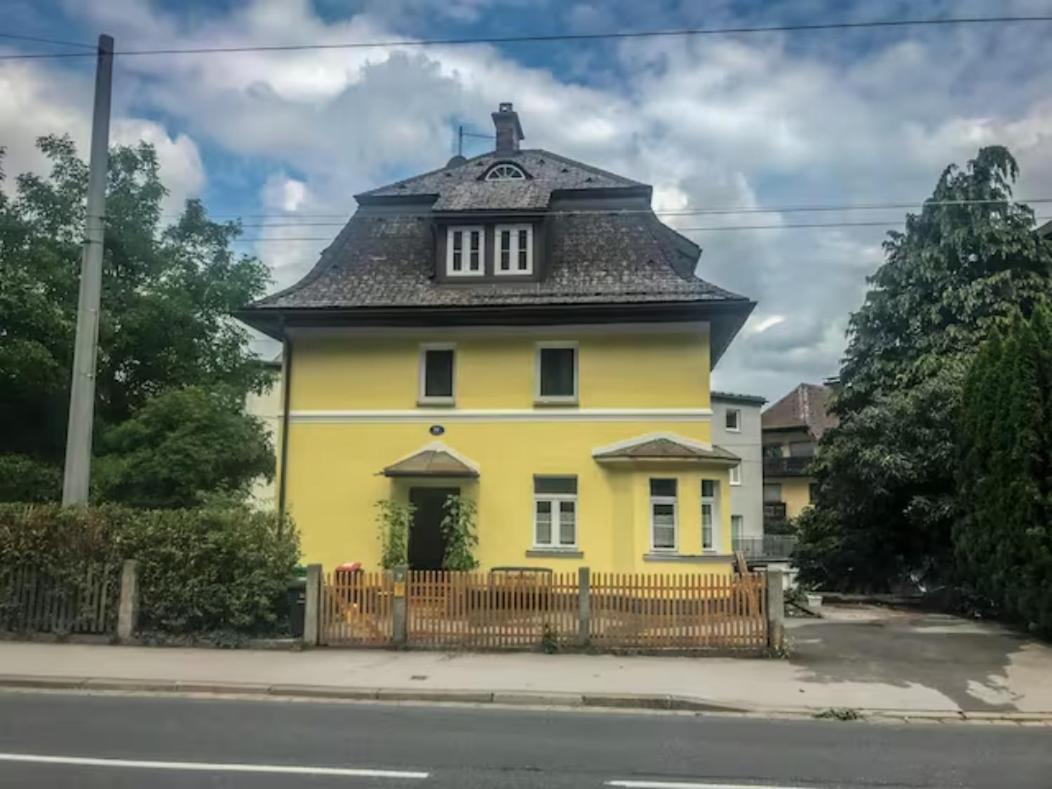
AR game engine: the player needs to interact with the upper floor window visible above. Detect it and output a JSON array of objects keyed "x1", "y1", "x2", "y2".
[
  {"x1": 536, "y1": 342, "x2": 578, "y2": 404},
  {"x1": 789, "y1": 441, "x2": 815, "y2": 458},
  {"x1": 729, "y1": 463, "x2": 742, "y2": 486},
  {"x1": 725, "y1": 408, "x2": 741, "y2": 432},
  {"x1": 419, "y1": 344, "x2": 455, "y2": 405},
  {"x1": 447, "y1": 226, "x2": 483, "y2": 276},
  {"x1": 485, "y1": 163, "x2": 526, "y2": 180},
  {"x1": 495, "y1": 224, "x2": 533, "y2": 275}
]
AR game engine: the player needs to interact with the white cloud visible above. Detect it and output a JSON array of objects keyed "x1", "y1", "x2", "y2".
[
  {"x1": 0, "y1": 56, "x2": 204, "y2": 216},
  {"x1": 112, "y1": 119, "x2": 205, "y2": 214},
  {"x1": 19, "y1": 0, "x2": 1051, "y2": 398}
]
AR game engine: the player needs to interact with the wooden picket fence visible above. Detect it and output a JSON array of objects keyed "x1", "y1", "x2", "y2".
[
  {"x1": 0, "y1": 564, "x2": 118, "y2": 635},
  {"x1": 320, "y1": 569, "x2": 394, "y2": 646},
  {"x1": 590, "y1": 572, "x2": 766, "y2": 650},
  {"x1": 407, "y1": 569, "x2": 579, "y2": 650}
]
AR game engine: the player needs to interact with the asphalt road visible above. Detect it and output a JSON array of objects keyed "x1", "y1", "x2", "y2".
[{"x1": 0, "y1": 691, "x2": 1048, "y2": 788}]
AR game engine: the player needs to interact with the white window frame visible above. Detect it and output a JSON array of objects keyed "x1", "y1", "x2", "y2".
[
  {"x1": 535, "y1": 341, "x2": 579, "y2": 405},
  {"x1": 730, "y1": 514, "x2": 743, "y2": 544},
  {"x1": 485, "y1": 163, "x2": 527, "y2": 180},
  {"x1": 702, "y1": 479, "x2": 720, "y2": 552},
  {"x1": 446, "y1": 225, "x2": 484, "y2": 277},
  {"x1": 725, "y1": 407, "x2": 741, "y2": 432},
  {"x1": 649, "y1": 481, "x2": 678, "y2": 552},
  {"x1": 418, "y1": 343, "x2": 456, "y2": 406},
  {"x1": 494, "y1": 224, "x2": 533, "y2": 275},
  {"x1": 729, "y1": 463, "x2": 742, "y2": 486},
  {"x1": 533, "y1": 481, "x2": 578, "y2": 548}
]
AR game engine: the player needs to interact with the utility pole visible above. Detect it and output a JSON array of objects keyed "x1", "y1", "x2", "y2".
[{"x1": 61, "y1": 34, "x2": 114, "y2": 506}]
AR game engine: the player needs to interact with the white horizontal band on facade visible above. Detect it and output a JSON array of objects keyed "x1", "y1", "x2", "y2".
[{"x1": 289, "y1": 408, "x2": 714, "y2": 424}]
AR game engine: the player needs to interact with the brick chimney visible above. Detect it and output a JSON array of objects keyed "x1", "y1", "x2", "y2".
[{"x1": 492, "y1": 102, "x2": 524, "y2": 154}]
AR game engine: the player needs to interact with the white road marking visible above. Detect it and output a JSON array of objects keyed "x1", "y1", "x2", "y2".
[
  {"x1": 606, "y1": 781, "x2": 804, "y2": 789},
  {"x1": 0, "y1": 752, "x2": 428, "y2": 779}
]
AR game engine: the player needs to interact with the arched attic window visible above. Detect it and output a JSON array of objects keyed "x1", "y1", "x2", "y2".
[{"x1": 484, "y1": 162, "x2": 527, "y2": 180}]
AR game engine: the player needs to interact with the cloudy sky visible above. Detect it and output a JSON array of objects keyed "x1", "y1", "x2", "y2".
[{"x1": 2, "y1": 0, "x2": 1051, "y2": 401}]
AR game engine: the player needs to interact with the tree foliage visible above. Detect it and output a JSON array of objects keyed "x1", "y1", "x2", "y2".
[
  {"x1": 798, "y1": 147, "x2": 1052, "y2": 590},
  {"x1": 93, "y1": 387, "x2": 274, "y2": 509},
  {"x1": 0, "y1": 135, "x2": 272, "y2": 506},
  {"x1": 955, "y1": 306, "x2": 1052, "y2": 635}
]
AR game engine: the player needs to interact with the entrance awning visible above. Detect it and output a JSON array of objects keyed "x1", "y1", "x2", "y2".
[
  {"x1": 382, "y1": 441, "x2": 480, "y2": 478},
  {"x1": 592, "y1": 432, "x2": 739, "y2": 465}
]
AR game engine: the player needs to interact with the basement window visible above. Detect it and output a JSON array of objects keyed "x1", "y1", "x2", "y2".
[
  {"x1": 495, "y1": 224, "x2": 533, "y2": 275},
  {"x1": 447, "y1": 226, "x2": 483, "y2": 276}
]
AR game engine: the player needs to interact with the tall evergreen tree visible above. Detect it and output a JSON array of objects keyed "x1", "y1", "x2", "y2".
[
  {"x1": 956, "y1": 305, "x2": 1052, "y2": 635},
  {"x1": 796, "y1": 147, "x2": 1052, "y2": 590}
]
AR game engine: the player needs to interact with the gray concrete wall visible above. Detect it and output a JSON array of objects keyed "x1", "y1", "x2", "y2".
[{"x1": 711, "y1": 396, "x2": 764, "y2": 539}]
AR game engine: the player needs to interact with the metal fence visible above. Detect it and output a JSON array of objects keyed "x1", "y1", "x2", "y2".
[
  {"x1": 0, "y1": 564, "x2": 119, "y2": 635},
  {"x1": 733, "y1": 535, "x2": 798, "y2": 561}
]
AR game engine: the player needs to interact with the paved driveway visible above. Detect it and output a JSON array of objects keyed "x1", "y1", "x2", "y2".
[{"x1": 787, "y1": 604, "x2": 1052, "y2": 712}]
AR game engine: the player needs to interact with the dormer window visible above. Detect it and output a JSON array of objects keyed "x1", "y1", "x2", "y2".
[
  {"x1": 485, "y1": 163, "x2": 526, "y2": 181},
  {"x1": 495, "y1": 224, "x2": 533, "y2": 275},
  {"x1": 447, "y1": 226, "x2": 483, "y2": 276}
]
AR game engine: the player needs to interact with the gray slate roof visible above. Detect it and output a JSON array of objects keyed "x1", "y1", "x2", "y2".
[
  {"x1": 253, "y1": 211, "x2": 742, "y2": 310},
  {"x1": 358, "y1": 149, "x2": 643, "y2": 199},
  {"x1": 431, "y1": 180, "x2": 552, "y2": 212}
]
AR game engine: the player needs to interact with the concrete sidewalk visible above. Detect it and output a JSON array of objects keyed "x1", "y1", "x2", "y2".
[{"x1": 1, "y1": 605, "x2": 1050, "y2": 722}]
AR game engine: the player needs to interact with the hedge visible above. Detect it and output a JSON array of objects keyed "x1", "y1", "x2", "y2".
[{"x1": 0, "y1": 503, "x2": 299, "y2": 636}]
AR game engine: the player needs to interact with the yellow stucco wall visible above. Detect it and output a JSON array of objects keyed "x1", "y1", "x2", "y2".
[
  {"x1": 767, "y1": 475, "x2": 812, "y2": 519},
  {"x1": 283, "y1": 326, "x2": 733, "y2": 575}
]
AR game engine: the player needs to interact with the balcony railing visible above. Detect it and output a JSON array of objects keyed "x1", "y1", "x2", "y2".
[
  {"x1": 763, "y1": 456, "x2": 814, "y2": 477},
  {"x1": 762, "y1": 502, "x2": 787, "y2": 521},
  {"x1": 733, "y1": 535, "x2": 797, "y2": 560}
]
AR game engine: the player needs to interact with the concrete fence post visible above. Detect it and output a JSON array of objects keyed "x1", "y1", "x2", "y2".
[
  {"x1": 577, "y1": 566, "x2": 591, "y2": 647},
  {"x1": 116, "y1": 559, "x2": 139, "y2": 642},
  {"x1": 766, "y1": 567, "x2": 785, "y2": 651},
  {"x1": 392, "y1": 565, "x2": 408, "y2": 648},
  {"x1": 303, "y1": 564, "x2": 322, "y2": 647}
]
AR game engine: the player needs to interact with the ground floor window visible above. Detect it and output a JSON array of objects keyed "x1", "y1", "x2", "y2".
[
  {"x1": 649, "y1": 478, "x2": 677, "y2": 550},
  {"x1": 701, "y1": 479, "x2": 720, "y2": 551},
  {"x1": 731, "y1": 514, "x2": 744, "y2": 543},
  {"x1": 533, "y1": 476, "x2": 577, "y2": 547}
]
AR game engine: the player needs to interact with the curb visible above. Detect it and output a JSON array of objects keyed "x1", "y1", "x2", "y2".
[{"x1": 0, "y1": 675, "x2": 1049, "y2": 725}]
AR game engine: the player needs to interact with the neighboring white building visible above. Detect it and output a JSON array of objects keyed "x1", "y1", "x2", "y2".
[
  {"x1": 244, "y1": 355, "x2": 283, "y2": 510},
  {"x1": 711, "y1": 391, "x2": 766, "y2": 549}
]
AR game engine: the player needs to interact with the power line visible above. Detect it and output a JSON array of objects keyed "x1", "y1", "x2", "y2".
[
  {"x1": 172, "y1": 197, "x2": 1052, "y2": 226},
  {"x1": 2, "y1": 15, "x2": 1052, "y2": 60},
  {"x1": 226, "y1": 214, "x2": 1052, "y2": 242},
  {"x1": 0, "y1": 31, "x2": 95, "y2": 50}
]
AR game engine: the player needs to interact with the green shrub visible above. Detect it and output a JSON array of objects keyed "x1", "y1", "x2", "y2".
[
  {"x1": 0, "y1": 455, "x2": 61, "y2": 503},
  {"x1": 0, "y1": 503, "x2": 299, "y2": 635},
  {"x1": 375, "y1": 499, "x2": 412, "y2": 569}
]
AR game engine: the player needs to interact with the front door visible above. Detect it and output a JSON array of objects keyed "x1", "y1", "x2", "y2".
[{"x1": 408, "y1": 487, "x2": 457, "y2": 570}]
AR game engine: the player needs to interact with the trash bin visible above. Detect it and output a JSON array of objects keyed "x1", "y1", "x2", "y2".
[{"x1": 286, "y1": 572, "x2": 307, "y2": 639}]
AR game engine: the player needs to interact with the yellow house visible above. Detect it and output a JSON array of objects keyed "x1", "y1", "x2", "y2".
[
  {"x1": 238, "y1": 103, "x2": 754, "y2": 575},
  {"x1": 761, "y1": 383, "x2": 837, "y2": 524}
]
